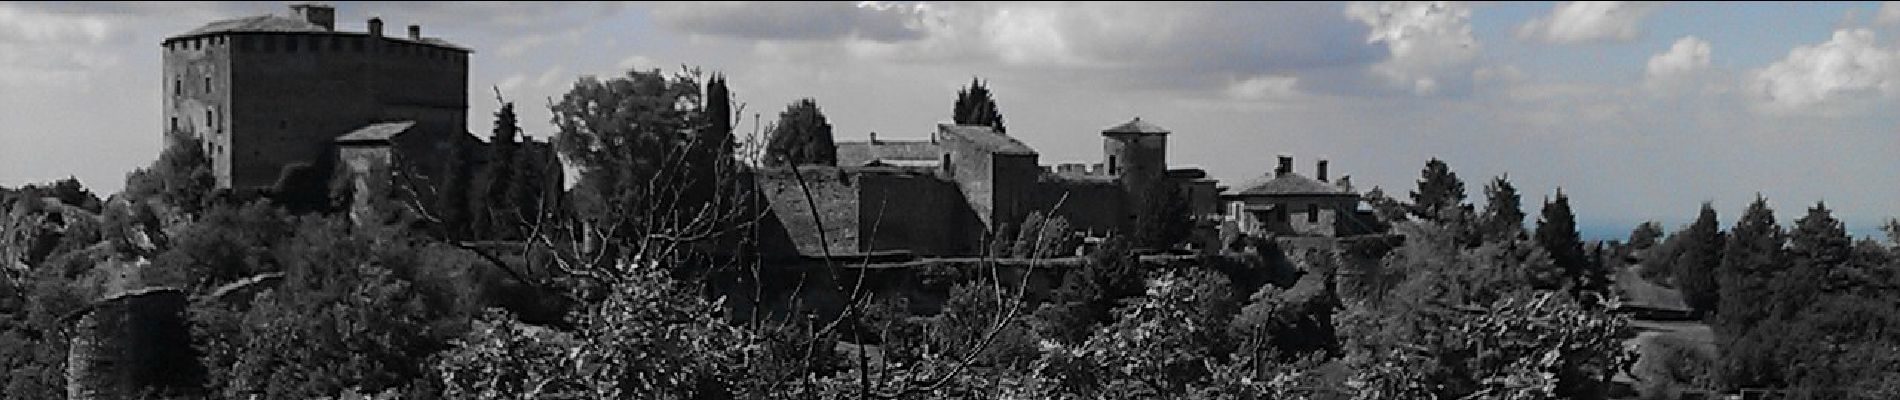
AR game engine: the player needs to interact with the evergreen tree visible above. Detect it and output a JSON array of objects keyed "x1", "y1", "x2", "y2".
[
  {"x1": 953, "y1": 77, "x2": 1006, "y2": 134},
  {"x1": 1480, "y1": 174, "x2": 1525, "y2": 242},
  {"x1": 481, "y1": 102, "x2": 522, "y2": 238},
  {"x1": 1715, "y1": 196, "x2": 1784, "y2": 340},
  {"x1": 703, "y1": 73, "x2": 734, "y2": 155},
  {"x1": 1673, "y1": 203, "x2": 1723, "y2": 316},
  {"x1": 1787, "y1": 202, "x2": 1853, "y2": 295},
  {"x1": 1628, "y1": 221, "x2": 1663, "y2": 253},
  {"x1": 1409, "y1": 158, "x2": 1467, "y2": 221},
  {"x1": 764, "y1": 98, "x2": 837, "y2": 167},
  {"x1": 1135, "y1": 183, "x2": 1193, "y2": 251},
  {"x1": 1535, "y1": 189, "x2": 1594, "y2": 295}
]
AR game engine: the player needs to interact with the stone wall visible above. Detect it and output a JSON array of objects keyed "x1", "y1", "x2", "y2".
[
  {"x1": 66, "y1": 288, "x2": 200, "y2": 400},
  {"x1": 858, "y1": 169, "x2": 983, "y2": 256}
]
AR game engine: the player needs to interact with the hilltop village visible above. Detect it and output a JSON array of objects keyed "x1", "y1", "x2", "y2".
[{"x1": 28, "y1": 4, "x2": 1895, "y2": 400}]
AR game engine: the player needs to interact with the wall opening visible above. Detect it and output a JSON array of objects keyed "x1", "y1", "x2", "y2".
[{"x1": 1308, "y1": 203, "x2": 1318, "y2": 223}]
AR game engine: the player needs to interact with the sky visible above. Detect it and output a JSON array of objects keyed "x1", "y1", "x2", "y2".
[{"x1": 1, "y1": 1, "x2": 1897, "y2": 240}]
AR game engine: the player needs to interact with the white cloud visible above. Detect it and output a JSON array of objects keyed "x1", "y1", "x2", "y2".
[
  {"x1": 1345, "y1": 1, "x2": 1480, "y2": 96},
  {"x1": 1751, "y1": 28, "x2": 1900, "y2": 109},
  {"x1": 1516, "y1": 1, "x2": 1659, "y2": 44},
  {"x1": 1226, "y1": 75, "x2": 1302, "y2": 101},
  {"x1": 0, "y1": 3, "x2": 115, "y2": 44},
  {"x1": 1879, "y1": 2, "x2": 1900, "y2": 25},
  {"x1": 1645, "y1": 36, "x2": 1712, "y2": 92}
]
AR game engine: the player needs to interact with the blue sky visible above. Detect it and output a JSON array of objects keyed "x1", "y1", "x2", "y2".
[{"x1": 2, "y1": 1, "x2": 1897, "y2": 240}]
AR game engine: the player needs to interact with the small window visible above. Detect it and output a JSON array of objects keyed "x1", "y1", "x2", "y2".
[
  {"x1": 1308, "y1": 204, "x2": 1319, "y2": 223},
  {"x1": 204, "y1": 77, "x2": 211, "y2": 93},
  {"x1": 173, "y1": 79, "x2": 181, "y2": 97},
  {"x1": 1108, "y1": 155, "x2": 1119, "y2": 174},
  {"x1": 170, "y1": 117, "x2": 178, "y2": 132},
  {"x1": 204, "y1": 110, "x2": 212, "y2": 130}
]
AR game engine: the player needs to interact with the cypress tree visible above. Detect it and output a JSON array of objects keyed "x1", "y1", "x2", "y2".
[
  {"x1": 953, "y1": 77, "x2": 1007, "y2": 134},
  {"x1": 1673, "y1": 203, "x2": 1723, "y2": 316}
]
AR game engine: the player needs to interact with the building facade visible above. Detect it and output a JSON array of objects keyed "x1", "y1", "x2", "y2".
[{"x1": 162, "y1": 4, "x2": 470, "y2": 190}]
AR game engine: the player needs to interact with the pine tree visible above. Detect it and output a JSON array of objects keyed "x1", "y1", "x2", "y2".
[
  {"x1": 1480, "y1": 174, "x2": 1525, "y2": 242},
  {"x1": 953, "y1": 77, "x2": 1007, "y2": 134},
  {"x1": 1409, "y1": 158, "x2": 1467, "y2": 221},
  {"x1": 1627, "y1": 221, "x2": 1663, "y2": 253},
  {"x1": 765, "y1": 98, "x2": 837, "y2": 167},
  {"x1": 1535, "y1": 189, "x2": 1593, "y2": 295},
  {"x1": 1716, "y1": 195, "x2": 1784, "y2": 336},
  {"x1": 1673, "y1": 203, "x2": 1723, "y2": 316},
  {"x1": 1787, "y1": 202, "x2": 1852, "y2": 295}
]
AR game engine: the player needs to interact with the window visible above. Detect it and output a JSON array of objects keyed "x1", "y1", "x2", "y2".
[
  {"x1": 173, "y1": 79, "x2": 181, "y2": 97},
  {"x1": 1308, "y1": 204, "x2": 1319, "y2": 223},
  {"x1": 1108, "y1": 155, "x2": 1118, "y2": 174},
  {"x1": 942, "y1": 154, "x2": 954, "y2": 177},
  {"x1": 204, "y1": 77, "x2": 211, "y2": 93},
  {"x1": 170, "y1": 117, "x2": 178, "y2": 132},
  {"x1": 205, "y1": 110, "x2": 212, "y2": 131}
]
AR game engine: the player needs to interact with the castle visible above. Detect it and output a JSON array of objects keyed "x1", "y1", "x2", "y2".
[
  {"x1": 750, "y1": 118, "x2": 1382, "y2": 262},
  {"x1": 162, "y1": 4, "x2": 555, "y2": 222}
]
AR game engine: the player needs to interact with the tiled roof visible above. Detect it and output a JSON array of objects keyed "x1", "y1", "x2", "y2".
[
  {"x1": 938, "y1": 124, "x2": 1035, "y2": 155},
  {"x1": 836, "y1": 139, "x2": 940, "y2": 166},
  {"x1": 1232, "y1": 173, "x2": 1354, "y2": 197},
  {"x1": 1102, "y1": 117, "x2": 1170, "y2": 135},
  {"x1": 334, "y1": 121, "x2": 415, "y2": 144}
]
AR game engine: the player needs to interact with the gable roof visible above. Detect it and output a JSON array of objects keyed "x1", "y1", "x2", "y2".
[
  {"x1": 938, "y1": 124, "x2": 1035, "y2": 155},
  {"x1": 1102, "y1": 117, "x2": 1170, "y2": 135},
  {"x1": 1231, "y1": 173, "x2": 1354, "y2": 197},
  {"x1": 334, "y1": 121, "x2": 415, "y2": 145}
]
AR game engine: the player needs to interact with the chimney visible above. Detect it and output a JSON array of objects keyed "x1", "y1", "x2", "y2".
[
  {"x1": 368, "y1": 17, "x2": 383, "y2": 37},
  {"x1": 1275, "y1": 154, "x2": 1292, "y2": 177},
  {"x1": 1317, "y1": 159, "x2": 1330, "y2": 182},
  {"x1": 289, "y1": 4, "x2": 335, "y2": 31},
  {"x1": 408, "y1": 24, "x2": 421, "y2": 40},
  {"x1": 869, "y1": 132, "x2": 878, "y2": 143}
]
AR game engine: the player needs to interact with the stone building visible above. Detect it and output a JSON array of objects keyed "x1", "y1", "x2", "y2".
[
  {"x1": 1222, "y1": 155, "x2": 1380, "y2": 238},
  {"x1": 162, "y1": 3, "x2": 476, "y2": 191},
  {"x1": 163, "y1": 4, "x2": 556, "y2": 220},
  {"x1": 756, "y1": 118, "x2": 1225, "y2": 261}
]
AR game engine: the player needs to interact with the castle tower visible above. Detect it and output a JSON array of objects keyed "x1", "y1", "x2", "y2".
[
  {"x1": 161, "y1": 4, "x2": 470, "y2": 190},
  {"x1": 1101, "y1": 117, "x2": 1170, "y2": 227}
]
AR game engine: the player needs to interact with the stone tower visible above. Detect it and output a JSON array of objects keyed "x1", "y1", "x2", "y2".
[
  {"x1": 161, "y1": 4, "x2": 470, "y2": 190},
  {"x1": 1101, "y1": 117, "x2": 1170, "y2": 226}
]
